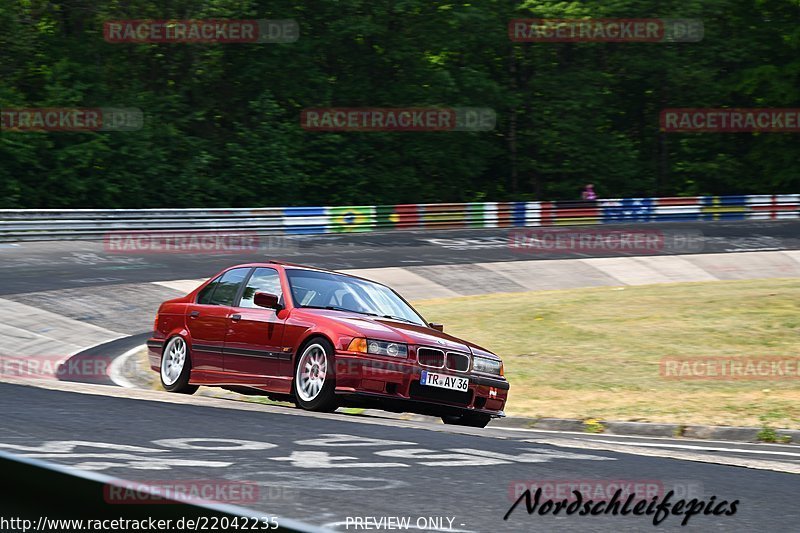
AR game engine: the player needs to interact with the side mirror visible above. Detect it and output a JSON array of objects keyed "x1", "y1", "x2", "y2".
[
  {"x1": 429, "y1": 322, "x2": 444, "y2": 332},
  {"x1": 254, "y1": 292, "x2": 281, "y2": 310}
]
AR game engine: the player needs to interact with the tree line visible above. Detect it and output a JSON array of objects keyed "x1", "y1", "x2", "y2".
[{"x1": 0, "y1": 0, "x2": 798, "y2": 208}]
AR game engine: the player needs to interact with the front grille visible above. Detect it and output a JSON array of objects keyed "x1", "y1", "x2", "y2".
[
  {"x1": 409, "y1": 381, "x2": 473, "y2": 406},
  {"x1": 446, "y1": 352, "x2": 470, "y2": 372},
  {"x1": 417, "y1": 347, "x2": 444, "y2": 368}
]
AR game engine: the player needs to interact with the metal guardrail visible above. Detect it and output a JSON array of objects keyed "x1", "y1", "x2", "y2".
[
  {"x1": 0, "y1": 195, "x2": 797, "y2": 241},
  {"x1": 0, "y1": 450, "x2": 328, "y2": 532},
  {"x1": 0, "y1": 208, "x2": 287, "y2": 239}
]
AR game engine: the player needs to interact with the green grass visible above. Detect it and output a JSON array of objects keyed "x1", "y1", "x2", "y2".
[{"x1": 413, "y1": 278, "x2": 800, "y2": 428}]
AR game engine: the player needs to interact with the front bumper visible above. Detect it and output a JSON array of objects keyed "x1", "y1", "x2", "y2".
[{"x1": 333, "y1": 352, "x2": 509, "y2": 417}]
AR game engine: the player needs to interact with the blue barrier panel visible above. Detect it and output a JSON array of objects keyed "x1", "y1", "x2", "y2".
[
  {"x1": 700, "y1": 195, "x2": 749, "y2": 206},
  {"x1": 512, "y1": 201, "x2": 527, "y2": 226},
  {"x1": 282, "y1": 207, "x2": 328, "y2": 234},
  {"x1": 601, "y1": 198, "x2": 654, "y2": 224},
  {"x1": 699, "y1": 196, "x2": 747, "y2": 221}
]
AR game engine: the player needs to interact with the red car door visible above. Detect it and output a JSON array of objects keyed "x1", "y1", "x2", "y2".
[
  {"x1": 223, "y1": 267, "x2": 290, "y2": 391},
  {"x1": 186, "y1": 267, "x2": 250, "y2": 374}
]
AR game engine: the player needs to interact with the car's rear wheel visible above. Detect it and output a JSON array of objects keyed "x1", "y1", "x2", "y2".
[
  {"x1": 293, "y1": 339, "x2": 338, "y2": 412},
  {"x1": 441, "y1": 413, "x2": 492, "y2": 428},
  {"x1": 160, "y1": 336, "x2": 198, "y2": 394}
]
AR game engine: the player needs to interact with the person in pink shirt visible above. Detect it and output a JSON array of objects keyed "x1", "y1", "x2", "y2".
[{"x1": 582, "y1": 183, "x2": 597, "y2": 201}]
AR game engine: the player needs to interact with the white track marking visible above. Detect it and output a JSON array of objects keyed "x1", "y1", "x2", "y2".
[
  {"x1": 450, "y1": 448, "x2": 615, "y2": 462},
  {"x1": 374, "y1": 448, "x2": 508, "y2": 467},
  {"x1": 0, "y1": 441, "x2": 161, "y2": 453},
  {"x1": 152, "y1": 438, "x2": 276, "y2": 451},
  {"x1": 525, "y1": 438, "x2": 800, "y2": 474},
  {"x1": 552, "y1": 439, "x2": 800, "y2": 458},
  {"x1": 295, "y1": 434, "x2": 415, "y2": 447},
  {"x1": 13, "y1": 453, "x2": 231, "y2": 471},
  {"x1": 270, "y1": 451, "x2": 409, "y2": 469},
  {"x1": 6, "y1": 375, "x2": 795, "y2": 474},
  {"x1": 227, "y1": 471, "x2": 409, "y2": 491},
  {"x1": 108, "y1": 344, "x2": 142, "y2": 388},
  {"x1": 498, "y1": 425, "x2": 800, "y2": 450}
]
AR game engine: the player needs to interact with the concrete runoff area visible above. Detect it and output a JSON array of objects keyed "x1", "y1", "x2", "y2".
[
  {"x1": 134, "y1": 250, "x2": 800, "y2": 298},
  {"x1": 578, "y1": 257, "x2": 678, "y2": 286},
  {"x1": 479, "y1": 259, "x2": 621, "y2": 291},
  {"x1": 338, "y1": 267, "x2": 459, "y2": 299},
  {"x1": 367, "y1": 250, "x2": 800, "y2": 295},
  {"x1": 681, "y1": 251, "x2": 800, "y2": 280},
  {"x1": 152, "y1": 278, "x2": 207, "y2": 294},
  {"x1": 783, "y1": 249, "x2": 800, "y2": 265},
  {"x1": 627, "y1": 255, "x2": 718, "y2": 283},
  {"x1": 409, "y1": 263, "x2": 527, "y2": 296},
  {"x1": 0, "y1": 298, "x2": 122, "y2": 357},
  {"x1": 5, "y1": 283, "x2": 183, "y2": 335}
]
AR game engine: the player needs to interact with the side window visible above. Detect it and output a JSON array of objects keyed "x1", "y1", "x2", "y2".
[
  {"x1": 197, "y1": 276, "x2": 221, "y2": 305},
  {"x1": 239, "y1": 268, "x2": 283, "y2": 309},
  {"x1": 205, "y1": 268, "x2": 249, "y2": 306}
]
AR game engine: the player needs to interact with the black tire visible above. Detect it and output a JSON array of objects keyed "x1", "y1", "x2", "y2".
[
  {"x1": 441, "y1": 413, "x2": 492, "y2": 428},
  {"x1": 293, "y1": 337, "x2": 338, "y2": 412},
  {"x1": 160, "y1": 336, "x2": 198, "y2": 395}
]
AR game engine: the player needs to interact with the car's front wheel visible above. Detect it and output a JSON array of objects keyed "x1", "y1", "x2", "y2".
[
  {"x1": 160, "y1": 336, "x2": 198, "y2": 394},
  {"x1": 293, "y1": 338, "x2": 338, "y2": 412},
  {"x1": 441, "y1": 413, "x2": 492, "y2": 428}
]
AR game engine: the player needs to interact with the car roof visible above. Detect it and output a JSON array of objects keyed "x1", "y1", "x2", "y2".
[
  {"x1": 223, "y1": 260, "x2": 325, "y2": 271},
  {"x1": 226, "y1": 260, "x2": 388, "y2": 287}
]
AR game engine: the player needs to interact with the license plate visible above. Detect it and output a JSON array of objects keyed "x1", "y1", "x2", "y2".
[{"x1": 420, "y1": 371, "x2": 469, "y2": 392}]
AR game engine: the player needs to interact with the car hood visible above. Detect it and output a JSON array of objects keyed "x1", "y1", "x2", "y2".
[{"x1": 296, "y1": 309, "x2": 498, "y2": 358}]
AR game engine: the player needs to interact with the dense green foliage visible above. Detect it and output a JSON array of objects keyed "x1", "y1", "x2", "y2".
[{"x1": 0, "y1": 0, "x2": 798, "y2": 208}]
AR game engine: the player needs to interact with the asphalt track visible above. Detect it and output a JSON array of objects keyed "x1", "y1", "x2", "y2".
[
  {"x1": 1, "y1": 382, "x2": 799, "y2": 532},
  {"x1": 2, "y1": 220, "x2": 800, "y2": 532},
  {"x1": 0, "y1": 219, "x2": 798, "y2": 294}
]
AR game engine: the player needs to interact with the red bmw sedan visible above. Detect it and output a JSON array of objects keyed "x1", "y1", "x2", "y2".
[{"x1": 147, "y1": 261, "x2": 509, "y2": 427}]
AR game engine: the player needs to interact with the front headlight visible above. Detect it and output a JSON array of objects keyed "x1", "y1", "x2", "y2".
[
  {"x1": 473, "y1": 355, "x2": 503, "y2": 375},
  {"x1": 368, "y1": 339, "x2": 408, "y2": 357},
  {"x1": 347, "y1": 337, "x2": 408, "y2": 358}
]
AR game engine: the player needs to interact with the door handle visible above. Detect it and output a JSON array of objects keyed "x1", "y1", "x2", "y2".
[
  {"x1": 231, "y1": 314, "x2": 242, "y2": 321},
  {"x1": 189, "y1": 311, "x2": 200, "y2": 318}
]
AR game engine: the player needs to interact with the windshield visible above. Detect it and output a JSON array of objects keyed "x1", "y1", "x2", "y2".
[{"x1": 286, "y1": 269, "x2": 427, "y2": 327}]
